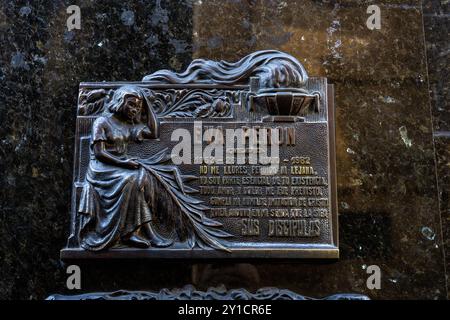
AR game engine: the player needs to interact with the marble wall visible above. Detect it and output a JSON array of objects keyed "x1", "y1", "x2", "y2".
[
  {"x1": 0, "y1": 0, "x2": 448, "y2": 299},
  {"x1": 423, "y1": 0, "x2": 450, "y2": 297}
]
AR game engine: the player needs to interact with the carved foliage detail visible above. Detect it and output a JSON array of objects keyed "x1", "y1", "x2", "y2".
[
  {"x1": 78, "y1": 88, "x2": 237, "y2": 118},
  {"x1": 78, "y1": 89, "x2": 112, "y2": 116},
  {"x1": 152, "y1": 89, "x2": 236, "y2": 118},
  {"x1": 139, "y1": 149, "x2": 231, "y2": 251}
]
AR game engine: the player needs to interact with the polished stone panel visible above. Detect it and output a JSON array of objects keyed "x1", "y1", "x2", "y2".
[
  {"x1": 423, "y1": 12, "x2": 449, "y2": 131},
  {"x1": 423, "y1": 0, "x2": 450, "y2": 15},
  {"x1": 0, "y1": 0, "x2": 447, "y2": 299},
  {"x1": 423, "y1": 0, "x2": 450, "y2": 298},
  {"x1": 0, "y1": 0, "x2": 195, "y2": 299},
  {"x1": 434, "y1": 136, "x2": 450, "y2": 288}
]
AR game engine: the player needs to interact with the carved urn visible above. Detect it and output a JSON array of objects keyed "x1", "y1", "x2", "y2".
[{"x1": 253, "y1": 88, "x2": 319, "y2": 116}]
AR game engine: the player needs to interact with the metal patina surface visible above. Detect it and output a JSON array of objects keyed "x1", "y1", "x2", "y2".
[
  {"x1": 60, "y1": 50, "x2": 338, "y2": 259},
  {"x1": 47, "y1": 286, "x2": 369, "y2": 300}
]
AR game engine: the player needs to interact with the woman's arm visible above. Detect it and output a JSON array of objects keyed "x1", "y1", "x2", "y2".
[
  {"x1": 142, "y1": 97, "x2": 159, "y2": 139},
  {"x1": 93, "y1": 141, "x2": 139, "y2": 169}
]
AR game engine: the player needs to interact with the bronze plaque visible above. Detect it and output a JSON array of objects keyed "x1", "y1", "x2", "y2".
[{"x1": 61, "y1": 50, "x2": 338, "y2": 259}]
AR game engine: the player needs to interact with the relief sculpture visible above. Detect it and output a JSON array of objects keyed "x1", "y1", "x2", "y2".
[
  {"x1": 62, "y1": 50, "x2": 338, "y2": 259},
  {"x1": 78, "y1": 85, "x2": 231, "y2": 251}
]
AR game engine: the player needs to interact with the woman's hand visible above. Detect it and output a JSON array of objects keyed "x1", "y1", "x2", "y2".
[
  {"x1": 123, "y1": 158, "x2": 140, "y2": 169},
  {"x1": 93, "y1": 142, "x2": 141, "y2": 169}
]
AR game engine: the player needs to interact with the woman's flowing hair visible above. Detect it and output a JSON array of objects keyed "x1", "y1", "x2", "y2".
[
  {"x1": 107, "y1": 85, "x2": 143, "y2": 114},
  {"x1": 142, "y1": 50, "x2": 308, "y2": 89},
  {"x1": 106, "y1": 85, "x2": 156, "y2": 122}
]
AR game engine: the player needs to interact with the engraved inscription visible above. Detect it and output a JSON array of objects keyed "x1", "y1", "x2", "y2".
[
  {"x1": 62, "y1": 50, "x2": 338, "y2": 259},
  {"x1": 201, "y1": 154, "x2": 329, "y2": 239}
]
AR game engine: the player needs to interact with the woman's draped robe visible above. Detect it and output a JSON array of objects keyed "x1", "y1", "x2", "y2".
[{"x1": 78, "y1": 116, "x2": 156, "y2": 251}]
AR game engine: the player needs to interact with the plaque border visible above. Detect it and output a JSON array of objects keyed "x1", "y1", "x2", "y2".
[{"x1": 61, "y1": 82, "x2": 339, "y2": 260}]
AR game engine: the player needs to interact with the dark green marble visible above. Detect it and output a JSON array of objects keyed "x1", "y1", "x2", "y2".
[
  {"x1": 0, "y1": 0, "x2": 195, "y2": 299},
  {"x1": 423, "y1": 0, "x2": 450, "y2": 298},
  {"x1": 0, "y1": 0, "x2": 447, "y2": 299}
]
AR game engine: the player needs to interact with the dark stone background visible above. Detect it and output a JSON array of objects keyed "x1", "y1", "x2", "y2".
[
  {"x1": 423, "y1": 0, "x2": 450, "y2": 299},
  {"x1": 0, "y1": 0, "x2": 448, "y2": 299}
]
